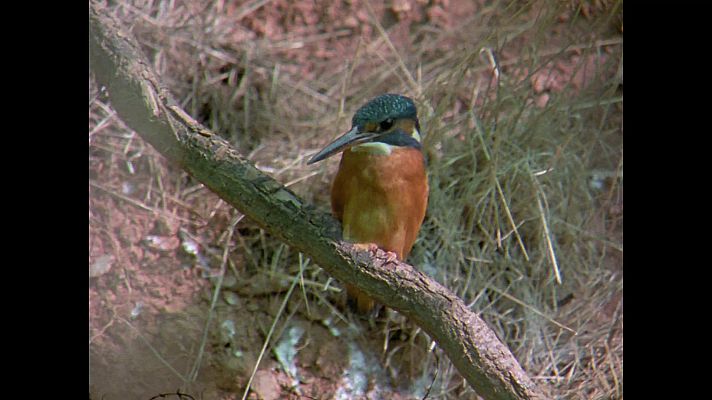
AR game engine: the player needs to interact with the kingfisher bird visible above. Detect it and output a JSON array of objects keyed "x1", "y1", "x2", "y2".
[{"x1": 307, "y1": 94, "x2": 429, "y2": 314}]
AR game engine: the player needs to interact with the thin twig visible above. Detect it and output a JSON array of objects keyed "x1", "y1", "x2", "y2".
[
  {"x1": 89, "y1": 109, "x2": 117, "y2": 138},
  {"x1": 188, "y1": 213, "x2": 243, "y2": 381},
  {"x1": 364, "y1": 0, "x2": 420, "y2": 96},
  {"x1": 240, "y1": 271, "x2": 301, "y2": 400},
  {"x1": 421, "y1": 345, "x2": 440, "y2": 400},
  {"x1": 298, "y1": 253, "x2": 311, "y2": 316},
  {"x1": 488, "y1": 286, "x2": 576, "y2": 335},
  {"x1": 495, "y1": 179, "x2": 530, "y2": 261},
  {"x1": 89, "y1": 314, "x2": 115, "y2": 345},
  {"x1": 532, "y1": 179, "x2": 562, "y2": 284},
  {"x1": 90, "y1": 180, "x2": 154, "y2": 212},
  {"x1": 119, "y1": 317, "x2": 189, "y2": 383}
]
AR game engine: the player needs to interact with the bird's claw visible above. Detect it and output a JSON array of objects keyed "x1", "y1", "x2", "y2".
[
  {"x1": 352, "y1": 243, "x2": 399, "y2": 263},
  {"x1": 384, "y1": 251, "x2": 398, "y2": 263}
]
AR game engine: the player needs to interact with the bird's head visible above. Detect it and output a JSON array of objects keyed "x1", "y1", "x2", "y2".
[{"x1": 307, "y1": 93, "x2": 422, "y2": 164}]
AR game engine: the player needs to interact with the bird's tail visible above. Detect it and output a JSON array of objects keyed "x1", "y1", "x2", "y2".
[{"x1": 345, "y1": 284, "x2": 375, "y2": 315}]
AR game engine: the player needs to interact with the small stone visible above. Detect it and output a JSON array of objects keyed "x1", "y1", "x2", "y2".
[
  {"x1": 143, "y1": 235, "x2": 180, "y2": 252},
  {"x1": 89, "y1": 254, "x2": 114, "y2": 278},
  {"x1": 223, "y1": 291, "x2": 241, "y2": 306},
  {"x1": 535, "y1": 93, "x2": 550, "y2": 108},
  {"x1": 222, "y1": 274, "x2": 238, "y2": 289},
  {"x1": 251, "y1": 370, "x2": 281, "y2": 400}
]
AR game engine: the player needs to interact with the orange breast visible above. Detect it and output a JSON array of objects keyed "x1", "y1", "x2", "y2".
[{"x1": 331, "y1": 147, "x2": 428, "y2": 260}]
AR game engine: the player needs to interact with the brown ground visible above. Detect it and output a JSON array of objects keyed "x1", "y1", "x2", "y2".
[{"x1": 90, "y1": 1, "x2": 622, "y2": 399}]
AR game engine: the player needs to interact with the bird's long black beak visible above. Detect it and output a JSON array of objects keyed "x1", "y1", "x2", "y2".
[{"x1": 307, "y1": 126, "x2": 377, "y2": 164}]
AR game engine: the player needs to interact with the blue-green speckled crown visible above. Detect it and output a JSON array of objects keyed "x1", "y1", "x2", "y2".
[{"x1": 351, "y1": 94, "x2": 417, "y2": 127}]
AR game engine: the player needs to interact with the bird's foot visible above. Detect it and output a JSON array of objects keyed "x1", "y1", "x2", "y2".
[
  {"x1": 352, "y1": 242, "x2": 380, "y2": 254},
  {"x1": 383, "y1": 251, "x2": 398, "y2": 263},
  {"x1": 352, "y1": 243, "x2": 399, "y2": 263}
]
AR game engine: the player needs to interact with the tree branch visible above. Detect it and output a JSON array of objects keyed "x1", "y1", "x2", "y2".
[{"x1": 89, "y1": 3, "x2": 545, "y2": 399}]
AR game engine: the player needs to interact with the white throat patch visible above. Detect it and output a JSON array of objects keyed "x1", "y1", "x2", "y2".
[
  {"x1": 350, "y1": 142, "x2": 394, "y2": 156},
  {"x1": 411, "y1": 127, "x2": 421, "y2": 142}
]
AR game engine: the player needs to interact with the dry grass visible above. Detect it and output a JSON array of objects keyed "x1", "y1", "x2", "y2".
[{"x1": 90, "y1": 0, "x2": 622, "y2": 398}]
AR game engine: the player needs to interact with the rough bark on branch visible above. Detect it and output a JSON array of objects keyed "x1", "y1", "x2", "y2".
[{"x1": 89, "y1": 3, "x2": 545, "y2": 399}]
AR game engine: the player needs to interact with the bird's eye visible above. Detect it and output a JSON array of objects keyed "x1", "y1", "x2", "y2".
[{"x1": 379, "y1": 118, "x2": 394, "y2": 131}]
